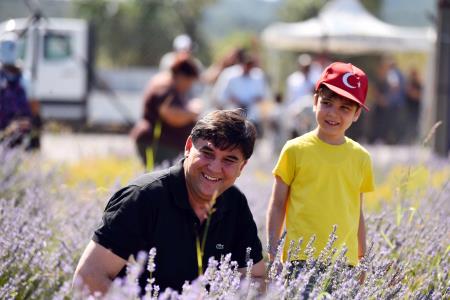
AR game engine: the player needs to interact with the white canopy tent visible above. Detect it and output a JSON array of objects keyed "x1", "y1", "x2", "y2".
[
  {"x1": 261, "y1": 0, "x2": 435, "y2": 54},
  {"x1": 261, "y1": 0, "x2": 438, "y2": 138}
]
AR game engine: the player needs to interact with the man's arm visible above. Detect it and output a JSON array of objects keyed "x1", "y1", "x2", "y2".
[
  {"x1": 158, "y1": 95, "x2": 198, "y2": 127},
  {"x1": 266, "y1": 176, "x2": 289, "y2": 262},
  {"x1": 73, "y1": 240, "x2": 127, "y2": 295},
  {"x1": 358, "y1": 194, "x2": 367, "y2": 260}
]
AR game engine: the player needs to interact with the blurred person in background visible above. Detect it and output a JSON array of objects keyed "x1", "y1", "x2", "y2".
[
  {"x1": 203, "y1": 48, "x2": 246, "y2": 86},
  {"x1": 405, "y1": 67, "x2": 423, "y2": 143},
  {"x1": 0, "y1": 32, "x2": 33, "y2": 149},
  {"x1": 202, "y1": 48, "x2": 246, "y2": 112},
  {"x1": 130, "y1": 54, "x2": 201, "y2": 169},
  {"x1": 215, "y1": 52, "x2": 268, "y2": 137},
  {"x1": 282, "y1": 54, "x2": 317, "y2": 140},
  {"x1": 159, "y1": 34, "x2": 205, "y2": 102},
  {"x1": 369, "y1": 56, "x2": 406, "y2": 144},
  {"x1": 74, "y1": 109, "x2": 265, "y2": 295},
  {"x1": 210, "y1": 48, "x2": 247, "y2": 107},
  {"x1": 285, "y1": 54, "x2": 316, "y2": 105},
  {"x1": 159, "y1": 34, "x2": 203, "y2": 72}
]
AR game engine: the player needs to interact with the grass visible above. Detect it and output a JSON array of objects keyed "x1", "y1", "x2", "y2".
[{"x1": 63, "y1": 154, "x2": 143, "y2": 190}]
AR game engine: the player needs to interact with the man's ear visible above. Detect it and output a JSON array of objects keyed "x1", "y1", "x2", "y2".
[
  {"x1": 237, "y1": 159, "x2": 248, "y2": 176},
  {"x1": 184, "y1": 136, "x2": 193, "y2": 156},
  {"x1": 353, "y1": 107, "x2": 362, "y2": 122}
]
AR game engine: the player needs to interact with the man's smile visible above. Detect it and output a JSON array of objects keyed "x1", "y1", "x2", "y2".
[{"x1": 202, "y1": 172, "x2": 222, "y2": 182}]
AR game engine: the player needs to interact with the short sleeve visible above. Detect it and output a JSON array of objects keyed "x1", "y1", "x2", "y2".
[
  {"x1": 360, "y1": 155, "x2": 375, "y2": 193},
  {"x1": 92, "y1": 185, "x2": 148, "y2": 260},
  {"x1": 273, "y1": 141, "x2": 296, "y2": 185},
  {"x1": 232, "y1": 196, "x2": 263, "y2": 268}
]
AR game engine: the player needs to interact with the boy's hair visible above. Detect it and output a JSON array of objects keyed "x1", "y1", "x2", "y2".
[
  {"x1": 315, "y1": 85, "x2": 361, "y2": 109},
  {"x1": 190, "y1": 109, "x2": 256, "y2": 160}
]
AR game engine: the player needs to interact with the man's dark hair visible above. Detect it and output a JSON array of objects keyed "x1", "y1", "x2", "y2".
[
  {"x1": 170, "y1": 54, "x2": 199, "y2": 78},
  {"x1": 190, "y1": 109, "x2": 256, "y2": 160}
]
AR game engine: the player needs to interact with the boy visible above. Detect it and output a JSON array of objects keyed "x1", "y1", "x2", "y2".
[{"x1": 267, "y1": 62, "x2": 375, "y2": 268}]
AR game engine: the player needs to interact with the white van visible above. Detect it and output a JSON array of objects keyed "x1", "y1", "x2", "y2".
[{"x1": 0, "y1": 17, "x2": 94, "y2": 122}]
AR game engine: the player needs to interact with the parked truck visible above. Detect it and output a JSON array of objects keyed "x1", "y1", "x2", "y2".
[{"x1": 0, "y1": 17, "x2": 94, "y2": 123}]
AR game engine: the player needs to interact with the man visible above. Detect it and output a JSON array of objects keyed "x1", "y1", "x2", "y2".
[
  {"x1": 285, "y1": 54, "x2": 316, "y2": 105},
  {"x1": 369, "y1": 56, "x2": 406, "y2": 144},
  {"x1": 159, "y1": 34, "x2": 203, "y2": 73},
  {"x1": 0, "y1": 32, "x2": 34, "y2": 149},
  {"x1": 130, "y1": 55, "x2": 201, "y2": 169},
  {"x1": 217, "y1": 54, "x2": 268, "y2": 136},
  {"x1": 74, "y1": 109, "x2": 265, "y2": 295},
  {"x1": 281, "y1": 54, "x2": 318, "y2": 141}
]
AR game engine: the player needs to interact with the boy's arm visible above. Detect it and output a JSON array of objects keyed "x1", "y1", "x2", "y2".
[
  {"x1": 358, "y1": 193, "x2": 367, "y2": 260},
  {"x1": 266, "y1": 175, "x2": 289, "y2": 262}
]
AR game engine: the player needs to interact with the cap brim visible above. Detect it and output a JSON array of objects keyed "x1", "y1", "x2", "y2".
[{"x1": 321, "y1": 82, "x2": 369, "y2": 111}]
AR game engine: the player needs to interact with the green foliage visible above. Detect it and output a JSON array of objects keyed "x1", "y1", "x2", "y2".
[
  {"x1": 278, "y1": 0, "x2": 381, "y2": 22},
  {"x1": 72, "y1": 0, "x2": 216, "y2": 67},
  {"x1": 209, "y1": 31, "x2": 258, "y2": 63},
  {"x1": 278, "y1": 0, "x2": 328, "y2": 22}
]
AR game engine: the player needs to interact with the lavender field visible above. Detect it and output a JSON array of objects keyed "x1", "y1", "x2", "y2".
[{"x1": 0, "y1": 142, "x2": 449, "y2": 299}]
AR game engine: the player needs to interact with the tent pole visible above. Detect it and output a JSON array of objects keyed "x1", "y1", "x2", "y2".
[
  {"x1": 267, "y1": 47, "x2": 281, "y2": 96},
  {"x1": 433, "y1": 0, "x2": 450, "y2": 157}
]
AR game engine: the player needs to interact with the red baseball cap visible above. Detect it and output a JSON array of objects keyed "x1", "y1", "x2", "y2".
[{"x1": 315, "y1": 62, "x2": 369, "y2": 111}]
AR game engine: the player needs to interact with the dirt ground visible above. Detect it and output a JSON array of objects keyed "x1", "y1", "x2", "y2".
[
  {"x1": 41, "y1": 132, "x2": 136, "y2": 163},
  {"x1": 41, "y1": 132, "x2": 435, "y2": 168}
]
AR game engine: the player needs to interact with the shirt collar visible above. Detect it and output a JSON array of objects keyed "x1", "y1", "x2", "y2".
[{"x1": 168, "y1": 159, "x2": 191, "y2": 210}]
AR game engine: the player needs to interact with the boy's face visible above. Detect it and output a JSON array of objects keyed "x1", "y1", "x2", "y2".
[{"x1": 313, "y1": 93, "x2": 362, "y2": 144}]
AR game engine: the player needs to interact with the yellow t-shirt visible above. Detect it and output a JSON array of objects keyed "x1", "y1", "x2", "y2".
[{"x1": 273, "y1": 131, "x2": 375, "y2": 266}]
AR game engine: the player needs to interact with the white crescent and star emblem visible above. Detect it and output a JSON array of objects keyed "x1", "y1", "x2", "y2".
[{"x1": 342, "y1": 72, "x2": 360, "y2": 89}]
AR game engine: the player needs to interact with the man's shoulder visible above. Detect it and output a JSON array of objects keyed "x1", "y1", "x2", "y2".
[
  {"x1": 128, "y1": 168, "x2": 172, "y2": 191},
  {"x1": 219, "y1": 185, "x2": 248, "y2": 209},
  {"x1": 223, "y1": 185, "x2": 245, "y2": 199},
  {"x1": 145, "y1": 72, "x2": 171, "y2": 97},
  {"x1": 110, "y1": 167, "x2": 176, "y2": 209}
]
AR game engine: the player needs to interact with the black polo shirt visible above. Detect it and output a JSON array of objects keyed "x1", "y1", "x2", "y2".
[{"x1": 92, "y1": 160, "x2": 263, "y2": 292}]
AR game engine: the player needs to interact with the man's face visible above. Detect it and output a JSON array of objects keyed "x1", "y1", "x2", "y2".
[
  {"x1": 183, "y1": 136, "x2": 247, "y2": 204},
  {"x1": 313, "y1": 93, "x2": 361, "y2": 143}
]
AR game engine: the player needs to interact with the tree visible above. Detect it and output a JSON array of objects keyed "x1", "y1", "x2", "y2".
[
  {"x1": 278, "y1": 0, "x2": 381, "y2": 23},
  {"x1": 278, "y1": 0, "x2": 327, "y2": 22},
  {"x1": 72, "y1": 0, "x2": 216, "y2": 67}
]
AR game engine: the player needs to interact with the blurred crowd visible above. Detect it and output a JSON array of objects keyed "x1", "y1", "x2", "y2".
[
  {"x1": 0, "y1": 32, "x2": 424, "y2": 167},
  {"x1": 130, "y1": 34, "x2": 424, "y2": 168}
]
